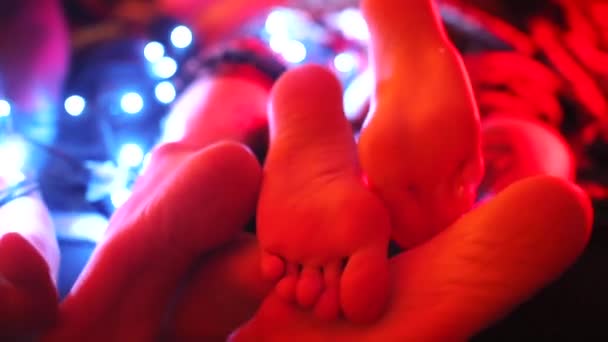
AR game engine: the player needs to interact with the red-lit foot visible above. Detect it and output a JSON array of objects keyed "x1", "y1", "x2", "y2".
[
  {"x1": 358, "y1": 0, "x2": 485, "y2": 249},
  {"x1": 258, "y1": 64, "x2": 391, "y2": 323},
  {"x1": 0, "y1": 232, "x2": 58, "y2": 340},
  {"x1": 42, "y1": 141, "x2": 261, "y2": 341}
]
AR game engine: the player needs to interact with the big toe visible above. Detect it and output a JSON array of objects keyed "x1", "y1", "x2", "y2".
[
  {"x1": 340, "y1": 245, "x2": 390, "y2": 323},
  {"x1": 296, "y1": 266, "x2": 323, "y2": 308}
]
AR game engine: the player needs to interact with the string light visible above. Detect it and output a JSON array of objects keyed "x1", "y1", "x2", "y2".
[
  {"x1": 144, "y1": 41, "x2": 165, "y2": 63},
  {"x1": 334, "y1": 52, "x2": 358, "y2": 73},
  {"x1": 120, "y1": 92, "x2": 144, "y2": 114},
  {"x1": 118, "y1": 143, "x2": 145, "y2": 168},
  {"x1": 335, "y1": 8, "x2": 370, "y2": 41},
  {"x1": 64, "y1": 95, "x2": 86, "y2": 117},
  {"x1": 0, "y1": 136, "x2": 27, "y2": 185},
  {"x1": 47, "y1": 9, "x2": 372, "y2": 218},
  {"x1": 152, "y1": 56, "x2": 178, "y2": 79},
  {"x1": 265, "y1": 9, "x2": 291, "y2": 36},
  {"x1": 0, "y1": 100, "x2": 10, "y2": 117},
  {"x1": 279, "y1": 40, "x2": 307, "y2": 64},
  {"x1": 110, "y1": 187, "x2": 132, "y2": 209},
  {"x1": 154, "y1": 81, "x2": 177, "y2": 104},
  {"x1": 170, "y1": 25, "x2": 193, "y2": 49}
]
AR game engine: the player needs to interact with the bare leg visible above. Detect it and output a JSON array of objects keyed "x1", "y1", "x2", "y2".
[{"x1": 257, "y1": 65, "x2": 392, "y2": 323}]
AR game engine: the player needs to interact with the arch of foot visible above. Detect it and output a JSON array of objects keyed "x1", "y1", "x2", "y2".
[{"x1": 358, "y1": 0, "x2": 485, "y2": 249}]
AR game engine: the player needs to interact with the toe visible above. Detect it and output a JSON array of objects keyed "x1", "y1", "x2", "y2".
[
  {"x1": 313, "y1": 261, "x2": 342, "y2": 321},
  {"x1": 296, "y1": 266, "x2": 323, "y2": 308},
  {"x1": 275, "y1": 262, "x2": 298, "y2": 302},
  {"x1": 341, "y1": 245, "x2": 390, "y2": 323},
  {"x1": 314, "y1": 287, "x2": 340, "y2": 321},
  {"x1": 261, "y1": 251, "x2": 285, "y2": 281}
]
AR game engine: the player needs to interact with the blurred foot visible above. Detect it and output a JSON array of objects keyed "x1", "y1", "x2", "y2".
[{"x1": 258, "y1": 65, "x2": 391, "y2": 323}]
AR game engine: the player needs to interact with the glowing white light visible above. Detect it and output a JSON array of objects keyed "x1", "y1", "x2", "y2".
[
  {"x1": 152, "y1": 57, "x2": 178, "y2": 79},
  {"x1": 265, "y1": 9, "x2": 291, "y2": 36},
  {"x1": 334, "y1": 52, "x2": 358, "y2": 73},
  {"x1": 144, "y1": 41, "x2": 165, "y2": 63},
  {"x1": 269, "y1": 35, "x2": 289, "y2": 53},
  {"x1": 140, "y1": 152, "x2": 152, "y2": 175},
  {"x1": 0, "y1": 100, "x2": 10, "y2": 117},
  {"x1": 64, "y1": 95, "x2": 86, "y2": 117},
  {"x1": 62, "y1": 213, "x2": 108, "y2": 243},
  {"x1": 280, "y1": 40, "x2": 307, "y2": 64},
  {"x1": 111, "y1": 187, "x2": 132, "y2": 209},
  {"x1": 118, "y1": 143, "x2": 144, "y2": 168},
  {"x1": 344, "y1": 69, "x2": 374, "y2": 120},
  {"x1": 155, "y1": 81, "x2": 177, "y2": 104},
  {"x1": 160, "y1": 110, "x2": 186, "y2": 143},
  {"x1": 120, "y1": 92, "x2": 144, "y2": 115},
  {"x1": 170, "y1": 25, "x2": 193, "y2": 49},
  {"x1": 0, "y1": 138, "x2": 27, "y2": 180},
  {"x1": 0, "y1": 168, "x2": 25, "y2": 187},
  {"x1": 336, "y1": 9, "x2": 370, "y2": 41}
]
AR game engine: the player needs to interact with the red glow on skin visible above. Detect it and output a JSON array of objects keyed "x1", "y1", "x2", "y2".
[{"x1": 362, "y1": 174, "x2": 370, "y2": 188}]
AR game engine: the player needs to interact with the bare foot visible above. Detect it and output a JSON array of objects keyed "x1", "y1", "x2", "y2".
[
  {"x1": 257, "y1": 65, "x2": 391, "y2": 323},
  {"x1": 357, "y1": 0, "x2": 485, "y2": 249},
  {"x1": 231, "y1": 176, "x2": 593, "y2": 342},
  {"x1": 42, "y1": 141, "x2": 261, "y2": 341},
  {"x1": 0, "y1": 232, "x2": 58, "y2": 339}
]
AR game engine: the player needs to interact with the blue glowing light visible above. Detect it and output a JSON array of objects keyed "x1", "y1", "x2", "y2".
[
  {"x1": 152, "y1": 57, "x2": 178, "y2": 79},
  {"x1": 269, "y1": 36, "x2": 307, "y2": 64},
  {"x1": 64, "y1": 95, "x2": 86, "y2": 117},
  {"x1": 336, "y1": 9, "x2": 370, "y2": 41},
  {"x1": 155, "y1": 81, "x2": 177, "y2": 104},
  {"x1": 144, "y1": 41, "x2": 165, "y2": 63},
  {"x1": 0, "y1": 100, "x2": 10, "y2": 117},
  {"x1": 334, "y1": 52, "x2": 358, "y2": 73},
  {"x1": 111, "y1": 187, "x2": 132, "y2": 209},
  {"x1": 118, "y1": 143, "x2": 145, "y2": 168},
  {"x1": 0, "y1": 137, "x2": 27, "y2": 184},
  {"x1": 140, "y1": 152, "x2": 152, "y2": 175},
  {"x1": 265, "y1": 9, "x2": 290, "y2": 36},
  {"x1": 281, "y1": 40, "x2": 307, "y2": 64},
  {"x1": 170, "y1": 25, "x2": 193, "y2": 49},
  {"x1": 120, "y1": 92, "x2": 144, "y2": 115}
]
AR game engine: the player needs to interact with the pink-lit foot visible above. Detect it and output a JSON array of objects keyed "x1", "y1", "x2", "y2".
[{"x1": 258, "y1": 64, "x2": 392, "y2": 323}]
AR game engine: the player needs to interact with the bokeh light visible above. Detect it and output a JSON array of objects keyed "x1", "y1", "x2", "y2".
[
  {"x1": 152, "y1": 56, "x2": 178, "y2": 79},
  {"x1": 334, "y1": 52, "x2": 358, "y2": 73},
  {"x1": 336, "y1": 9, "x2": 370, "y2": 41},
  {"x1": 155, "y1": 81, "x2": 177, "y2": 104},
  {"x1": 118, "y1": 143, "x2": 145, "y2": 168},
  {"x1": 280, "y1": 40, "x2": 307, "y2": 64},
  {"x1": 265, "y1": 9, "x2": 290, "y2": 36},
  {"x1": 0, "y1": 100, "x2": 11, "y2": 117},
  {"x1": 144, "y1": 41, "x2": 165, "y2": 63},
  {"x1": 170, "y1": 25, "x2": 193, "y2": 49},
  {"x1": 120, "y1": 92, "x2": 144, "y2": 115},
  {"x1": 111, "y1": 187, "x2": 132, "y2": 209},
  {"x1": 64, "y1": 95, "x2": 86, "y2": 117},
  {"x1": 0, "y1": 137, "x2": 27, "y2": 180}
]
